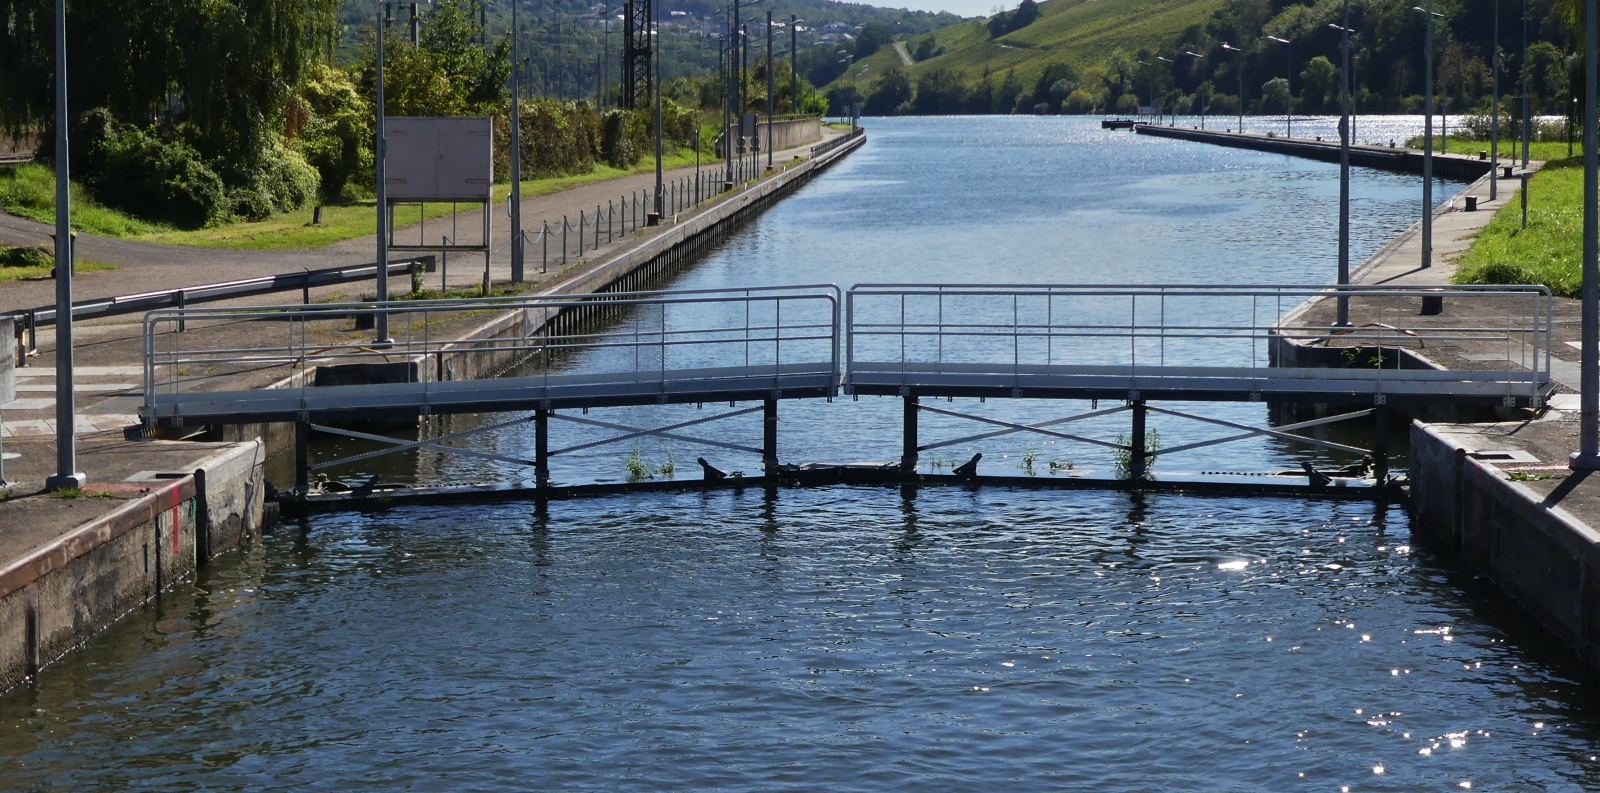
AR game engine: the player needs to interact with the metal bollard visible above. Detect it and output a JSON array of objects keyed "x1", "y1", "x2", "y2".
[
  {"x1": 562, "y1": 215, "x2": 568, "y2": 264},
  {"x1": 542, "y1": 221, "x2": 549, "y2": 273},
  {"x1": 609, "y1": 200, "x2": 614, "y2": 243},
  {"x1": 579, "y1": 210, "x2": 585, "y2": 256},
  {"x1": 595, "y1": 204, "x2": 601, "y2": 249},
  {"x1": 1522, "y1": 173, "x2": 1529, "y2": 229}
]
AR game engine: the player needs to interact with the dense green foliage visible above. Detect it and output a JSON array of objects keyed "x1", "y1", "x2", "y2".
[
  {"x1": 988, "y1": 0, "x2": 1041, "y2": 38},
  {"x1": 0, "y1": 0, "x2": 340, "y2": 225}
]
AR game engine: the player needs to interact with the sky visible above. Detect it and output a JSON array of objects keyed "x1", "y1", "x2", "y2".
[{"x1": 876, "y1": 0, "x2": 992, "y2": 18}]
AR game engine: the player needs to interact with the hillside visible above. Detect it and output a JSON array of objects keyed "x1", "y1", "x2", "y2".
[
  {"x1": 833, "y1": 0, "x2": 1577, "y2": 119},
  {"x1": 835, "y1": 0, "x2": 1225, "y2": 103}
]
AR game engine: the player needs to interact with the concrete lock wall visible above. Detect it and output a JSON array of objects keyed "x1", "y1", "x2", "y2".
[
  {"x1": 1409, "y1": 423, "x2": 1600, "y2": 676},
  {"x1": 715, "y1": 118, "x2": 822, "y2": 158},
  {"x1": 0, "y1": 441, "x2": 266, "y2": 690}
]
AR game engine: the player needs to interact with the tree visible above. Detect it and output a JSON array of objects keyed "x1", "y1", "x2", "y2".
[
  {"x1": 1299, "y1": 56, "x2": 1341, "y2": 113},
  {"x1": 863, "y1": 69, "x2": 913, "y2": 115},
  {"x1": 855, "y1": 24, "x2": 893, "y2": 60},
  {"x1": 1261, "y1": 76, "x2": 1290, "y2": 114}
]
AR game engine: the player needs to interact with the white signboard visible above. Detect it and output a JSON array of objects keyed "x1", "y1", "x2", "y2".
[{"x1": 384, "y1": 116, "x2": 493, "y2": 202}]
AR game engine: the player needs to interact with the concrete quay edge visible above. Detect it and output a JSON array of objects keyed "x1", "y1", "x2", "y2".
[{"x1": 0, "y1": 438, "x2": 266, "y2": 690}]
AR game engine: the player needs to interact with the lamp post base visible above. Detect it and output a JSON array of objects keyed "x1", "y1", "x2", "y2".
[
  {"x1": 45, "y1": 472, "x2": 86, "y2": 491},
  {"x1": 1570, "y1": 452, "x2": 1600, "y2": 471}
]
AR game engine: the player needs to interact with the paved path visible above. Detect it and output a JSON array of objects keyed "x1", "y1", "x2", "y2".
[{"x1": 892, "y1": 41, "x2": 914, "y2": 66}]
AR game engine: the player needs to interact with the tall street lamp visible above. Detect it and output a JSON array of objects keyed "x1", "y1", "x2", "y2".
[
  {"x1": 1183, "y1": 51, "x2": 1206, "y2": 129},
  {"x1": 1572, "y1": 0, "x2": 1600, "y2": 469},
  {"x1": 1220, "y1": 42, "x2": 1244, "y2": 132},
  {"x1": 651, "y1": 12, "x2": 663, "y2": 224},
  {"x1": 1490, "y1": 0, "x2": 1501, "y2": 200},
  {"x1": 1335, "y1": 0, "x2": 1353, "y2": 326},
  {"x1": 766, "y1": 10, "x2": 774, "y2": 171},
  {"x1": 1266, "y1": 35, "x2": 1291, "y2": 137},
  {"x1": 509, "y1": 0, "x2": 523, "y2": 283},
  {"x1": 1412, "y1": 5, "x2": 1443, "y2": 272},
  {"x1": 790, "y1": 16, "x2": 802, "y2": 114},
  {"x1": 1156, "y1": 55, "x2": 1175, "y2": 124},
  {"x1": 47, "y1": 0, "x2": 83, "y2": 490}
]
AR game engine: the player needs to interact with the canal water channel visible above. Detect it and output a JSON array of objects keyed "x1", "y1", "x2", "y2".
[{"x1": 4, "y1": 117, "x2": 1599, "y2": 791}]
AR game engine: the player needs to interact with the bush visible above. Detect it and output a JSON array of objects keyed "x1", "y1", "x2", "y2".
[
  {"x1": 75, "y1": 109, "x2": 228, "y2": 228},
  {"x1": 1063, "y1": 89, "x2": 1096, "y2": 114},
  {"x1": 601, "y1": 109, "x2": 649, "y2": 169},
  {"x1": 224, "y1": 143, "x2": 320, "y2": 222},
  {"x1": 295, "y1": 65, "x2": 374, "y2": 202},
  {"x1": 0, "y1": 245, "x2": 49, "y2": 268}
]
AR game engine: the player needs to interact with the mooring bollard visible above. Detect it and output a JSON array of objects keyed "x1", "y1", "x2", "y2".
[
  {"x1": 1464, "y1": 195, "x2": 1479, "y2": 212},
  {"x1": 1420, "y1": 289, "x2": 1444, "y2": 315}
]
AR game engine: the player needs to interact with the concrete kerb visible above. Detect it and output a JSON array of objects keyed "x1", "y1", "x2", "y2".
[{"x1": 0, "y1": 437, "x2": 265, "y2": 690}]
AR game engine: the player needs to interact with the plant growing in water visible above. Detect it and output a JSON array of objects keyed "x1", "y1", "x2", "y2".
[
  {"x1": 1113, "y1": 430, "x2": 1161, "y2": 479},
  {"x1": 625, "y1": 448, "x2": 649, "y2": 481},
  {"x1": 1048, "y1": 459, "x2": 1075, "y2": 473},
  {"x1": 1021, "y1": 447, "x2": 1040, "y2": 473},
  {"x1": 654, "y1": 451, "x2": 677, "y2": 478}
]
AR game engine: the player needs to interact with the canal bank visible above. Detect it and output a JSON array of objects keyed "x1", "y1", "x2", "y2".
[
  {"x1": 0, "y1": 129, "x2": 865, "y2": 689},
  {"x1": 1135, "y1": 123, "x2": 1501, "y2": 180}
]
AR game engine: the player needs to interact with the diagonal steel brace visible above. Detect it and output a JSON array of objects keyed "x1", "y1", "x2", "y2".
[
  {"x1": 311, "y1": 421, "x2": 537, "y2": 470},
  {"x1": 1145, "y1": 406, "x2": 1374, "y2": 457},
  {"x1": 913, "y1": 402, "x2": 1129, "y2": 451},
  {"x1": 549, "y1": 406, "x2": 764, "y2": 456},
  {"x1": 915, "y1": 403, "x2": 1132, "y2": 452}
]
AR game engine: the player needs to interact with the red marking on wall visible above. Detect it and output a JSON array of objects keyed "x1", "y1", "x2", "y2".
[{"x1": 169, "y1": 486, "x2": 181, "y2": 555}]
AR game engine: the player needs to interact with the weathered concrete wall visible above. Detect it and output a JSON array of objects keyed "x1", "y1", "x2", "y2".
[
  {"x1": 715, "y1": 118, "x2": 823, "y2": 158},
  {"x1": 0, "y1": 440, "x2": 265, "y2": 689},
  {"x1": 1410, "y1": 422, "x2": 1600, "y2": 675}
]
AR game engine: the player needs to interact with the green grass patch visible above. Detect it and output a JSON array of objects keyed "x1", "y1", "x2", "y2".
[
  {"x1": 0, "y1": 149, "x2": 714, "y2": 252},
  {"x1": 1402, "y1": 135, "x2": 1575, "y2": 162},
  {"x1": 0, "y1": 245, "x2": 117, "y2": 282},
  {"x1": 1454, "y1": 152, "x2": 1583, "y2": 296},
  {"x1": 0, "y1": 164, "x2": 166, "y2": 237}
]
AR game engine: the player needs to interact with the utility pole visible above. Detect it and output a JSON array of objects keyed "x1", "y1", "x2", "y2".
[
  {"x1": 47, "y1": 0, "x2": 82, "y2": 490},
  {"x1": 511, "y1": 0, "x2": 524, "y2": 283},
  {"x1": 1220, "y1": 42, "x2": 1243, "y2": 132},
  {"x1": 1574, "y1": 0, "x2": 1600, "y2": 469},
  {"x1": 722, "y1": 31, "x2": 732, "y2": 189},
  {"x1": 374, "y1": 2, "x2": 394, "y2": 345}
]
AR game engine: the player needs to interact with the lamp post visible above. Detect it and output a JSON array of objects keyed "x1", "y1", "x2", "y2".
[
  {"x1": 1137, "y1": 60, "x2": 1155, "y2": 119},
  {"x1": 1183, "y1": 51, "x2": 1205, "y2": 129},
  {"x1": 1573, "y1": 0, "x2": 1600, "y2": 469},
  {"x1": 1266, "y1": 36, "x2": 1291, "y2": 137},
  {"x1": 1522, "y1": 0, "x2": 1530, "y2": 166},
  {"x1": 791, "y1": 16, "x2": 802, "y2": 114},
  {"x1": 1335, "y1": 1, "x2": 1352, "y2": 326},
  {"x1": 1491, "y1": 0, "x2": 1500, "y2": 200},
  {"x1": 1156, "y1": 55, "x2": 1174, "y2": 124},
  {"x1": 766, "y1": 10, "x2": 774, "y2": 171},
  {"x1": 651, "y1": 10, "x2": 663, "y2": 224},
  {"x1": 46, "y1": 0, "x2": 83, "y2": 491},
  {"x1": 1413, "y1": 5, "x2": 1443, "y2": 272},
  {"x1": 510, "y1": 0, "x2": 523, "y2": 283},
  {"x1": 1220, "y1": 42, "x2": 1244, "y2": 132}
]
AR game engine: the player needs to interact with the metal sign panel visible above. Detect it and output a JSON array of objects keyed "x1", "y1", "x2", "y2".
[{"x1": 384, "y1": 117, "x2": 493, "y2": 202}]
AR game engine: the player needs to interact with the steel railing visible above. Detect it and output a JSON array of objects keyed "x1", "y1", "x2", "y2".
[
  {"x1": 844, "y1": 283, "x2": 1553, "y2": 402},
  {"x1": 140, "y1": 284, "x2": 841, "y2": 422}
]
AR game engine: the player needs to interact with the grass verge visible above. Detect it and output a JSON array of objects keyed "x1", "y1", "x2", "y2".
[
  {"x1": 1402, "y1": 135, "x2": 1575, "y2": 162},
  {"x1": 0, "y1": 164, "x2": 166, "y2": 237},
  {"x1": 1453, "y1": 151, "x2": 1582, "y2": 296}
]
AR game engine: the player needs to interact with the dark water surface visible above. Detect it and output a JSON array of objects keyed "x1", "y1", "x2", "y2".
[{"x1": 5, "y1": 118, "x2": 1599, "y2": 791}]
